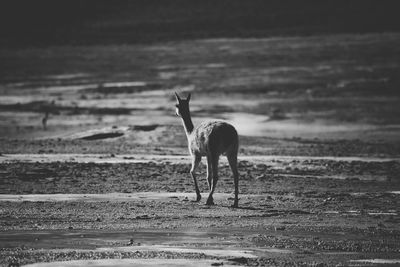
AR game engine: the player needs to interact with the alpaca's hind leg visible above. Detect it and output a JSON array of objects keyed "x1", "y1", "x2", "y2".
[
  {"x1": 227, "y1": 151, "x2": 239, "y2": 208},
  {"x1": 206, "y1": 154, "x2": 219, "y2": 205},
  {"x1": 190, "y1": 154, "x2": 202, "y2": 202},
  {"x1": 206, "y1": 155, "x2": 212, "y2": 190}
]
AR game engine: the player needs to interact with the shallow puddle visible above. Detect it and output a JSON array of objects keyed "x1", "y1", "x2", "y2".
[
  {"x1": 0, "y1": 229, "x2": 240, "y2": 250},
  {"x1": 3, "y1": 229, "x2": 257, "y2": 266}
]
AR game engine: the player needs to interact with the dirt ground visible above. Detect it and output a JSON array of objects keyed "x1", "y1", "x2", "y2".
[{"x1": 1, "y1": 33, "x2": 400, "y2": 266}]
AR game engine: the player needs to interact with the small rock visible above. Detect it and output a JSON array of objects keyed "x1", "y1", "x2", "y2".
[
  {"x1": 275, "y1": 226, "x2": 286, "y2": 231},
  {"x1": 228, "y1": 257, "x2": 247, "y2": 264},
  {"x1": 378, "y1": 223, "x2": 386, "y2": 228},
  {"x1": 255, "y1": 164, "x2": 267, "y2": 169},
  {"x1": 256, "y1": 174, "x2": 266, "y2": 180},
  {"x1": 136, "y1": 215, "x2": 150, "y2": 219}
]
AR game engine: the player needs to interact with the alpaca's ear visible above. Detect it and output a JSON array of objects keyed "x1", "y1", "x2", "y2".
[
  {"x1": 187, "y1": 93, "x2": 191, "y2": 102},
  {"x1": 174, "y1": 92, "x2": 181, "y2": 102}
]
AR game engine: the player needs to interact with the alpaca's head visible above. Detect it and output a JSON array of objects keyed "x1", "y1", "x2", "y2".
[{"x1": 174, "y1": 92, "x2": 191, "y2": 117}]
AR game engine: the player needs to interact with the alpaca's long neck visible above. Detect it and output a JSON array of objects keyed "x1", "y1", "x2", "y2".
[{"x1": 181, "y1": 113, "x2": 194, "y2": 136}]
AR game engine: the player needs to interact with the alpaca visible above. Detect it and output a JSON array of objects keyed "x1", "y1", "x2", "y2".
[{"x1": 175, "y1": 92, "x2": 239, "y2": 207}]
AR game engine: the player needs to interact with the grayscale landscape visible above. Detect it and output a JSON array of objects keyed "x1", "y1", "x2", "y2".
[{"x1": 1, "y1": 1, "x2": 400, "y2": 266}]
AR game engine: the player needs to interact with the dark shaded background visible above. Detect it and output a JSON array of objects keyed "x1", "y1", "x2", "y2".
[{"x1": 1, "y1": 0, "x2": 399, "y2": 47}]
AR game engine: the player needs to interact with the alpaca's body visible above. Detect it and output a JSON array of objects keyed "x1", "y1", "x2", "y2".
[
  {"x1": 189, "y1": 121, "x2": 238, "y2": 157},
  {"x1": 175, "y1": 92, "x2": 239, "y2": 207}
]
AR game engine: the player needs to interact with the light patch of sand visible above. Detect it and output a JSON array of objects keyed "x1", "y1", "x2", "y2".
[
  {"x1": 223, "y1": 112, "x2": 400, "y2": 139},
  {"x1": 368, "y1": 212, "x2": 398, "y2": 216},
  {"x1": 101, "y1": 81, "x2": 147, "y2": 88},
  {"x1": 23, "y1": 259, "x2": 235, "y2": 267},
  {"x1": 45, "y1": 73, "x2": 90, "y2": 80},
  {"x1": 1, "y1": 153, "x2": 398, "y2": 164},
  {"x1": 0, "y1": 192, "x2": 239, "y2": 202}
]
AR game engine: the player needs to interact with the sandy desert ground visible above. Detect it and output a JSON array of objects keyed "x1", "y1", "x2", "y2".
[{"x1": 1, "y1": 33, "x2": 400, "y2": 266}]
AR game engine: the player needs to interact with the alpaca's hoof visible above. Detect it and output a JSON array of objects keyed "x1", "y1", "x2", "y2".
[
  {"x1": 206, "y1": 198, "x2": 214, "y2": 206},
  {"x1": 192, "y1": 194, "x2": 201, "y2": 202}
]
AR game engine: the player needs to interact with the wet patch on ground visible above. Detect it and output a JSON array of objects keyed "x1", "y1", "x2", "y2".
[
  {"x1": 129, "y1": 124, "x2": 159, "y2": 132},
  {"x1": 80, "y1": 132, "x2": 125, "y2": 140}
]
